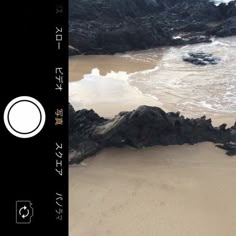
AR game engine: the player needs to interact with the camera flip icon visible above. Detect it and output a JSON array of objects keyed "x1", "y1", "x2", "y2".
[{"x1": 16, "y1": 200, "x2": 34, "y2": 224}]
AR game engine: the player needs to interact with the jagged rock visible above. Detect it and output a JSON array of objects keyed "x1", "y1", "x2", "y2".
[
  {"x1": 218, "y1": 1, "x2": 236, "y2": 18},
  {"x1": 183, "y1": 52, "x2": 220, "y2": 65},
  {"x1": 216, "y1": 142, "x2": 236, "y2": 156},
  {"x1": 69, "y1": 103, "x2": 236, "y2": 163},
  {"x1": 69, "y1": 103, "x2": 76, "y2": 134},
  {"x1": 69, "y1": 0, "x2": 236, "y2": 55},
  {"x1": 215, "y1": 16, "x2": 236, "y2": 37}
]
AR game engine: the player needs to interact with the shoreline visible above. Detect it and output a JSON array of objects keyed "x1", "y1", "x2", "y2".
[
  {"x1": 69, "y1": 36, "x2": 236, "y2": 127},
  {"x1": 69, "y1": 54, "x2": 158, "y2": 82},
  {"x1": 69, "y1": 0, "x2": 236, "y2": 55},
  {"x1": 69, "y1": 38, "x2": 236, "y2": 236}
]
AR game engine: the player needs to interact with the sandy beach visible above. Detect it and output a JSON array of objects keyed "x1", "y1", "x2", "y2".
[
  {"x1": 70, "y1": 143, "x2": 236, "y2": 236},
  {"x1": 69, "y1": 42, "x2": 236, "y2": 236}
]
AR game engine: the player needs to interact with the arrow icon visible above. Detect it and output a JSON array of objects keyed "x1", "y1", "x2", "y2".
[{"x1": 19, "y1": 206, "x2": 29, "y2": 218}]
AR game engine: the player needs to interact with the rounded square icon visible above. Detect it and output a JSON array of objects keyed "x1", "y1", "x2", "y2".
[
  {"x1": 16, "y1": 200, "x2": 34, "y2": 224},
  {"x1": 4, "y1": 96, "x2": 46, "y2": 138}
]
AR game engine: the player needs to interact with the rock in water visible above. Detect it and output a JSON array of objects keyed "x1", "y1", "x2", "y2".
[
  {"x1": 69, "y1": 103, "x2": 236, "y2": 164},
  {"x1": 183, "y1": 52, "x2": 220, "y2": 65}
]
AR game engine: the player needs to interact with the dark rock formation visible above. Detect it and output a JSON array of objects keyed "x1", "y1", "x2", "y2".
[
  {"x1": 69, "y1": 103, "x2": 236, "y2": 164},
  {"x1": 183, "y1": 52, "x2": 220, "y2": 65},
  {"x1": 216, "y1": 142, "x2": 236, "y2": 156},
  {"x1": 218, "y1": 1, "x2": 236, "y2": 18},
  {"x1": 212, "y1": 16, "x2": 236, "y2": 37},
  {"x1": 69, "y1": 0, "x2": 236, "y2": 55}
]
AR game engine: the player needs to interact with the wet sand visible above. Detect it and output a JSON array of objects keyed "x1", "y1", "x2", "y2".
[
  {"x1": 69, "y1": 49, "x2": 236, "y2": 236},
  {"x1": 69, "y1": 54, "x2": 157, "y2": 81}
]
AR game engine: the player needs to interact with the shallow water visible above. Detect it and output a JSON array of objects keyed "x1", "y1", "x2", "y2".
[
  {"x1": 126, "y1": 37, "x2": 236, "y2": 117},
  {"x1": 69, "y1": 37, "x2": 236, "y2": 123}
]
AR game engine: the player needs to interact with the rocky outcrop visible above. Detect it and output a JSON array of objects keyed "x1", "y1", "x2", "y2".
[
  {"x1": 69, "y1": 0, "x2": 236, "y2": 55},
  {"x1": 69, "y1": 103, "x2": 236, "y2": 164},
  {"x1": 183, "y1": 52, "x2": 220, "y2": 65},
  {"x1": 216, "y1": 142, "x2": 236, "y2": 156},
  {"x1": 213, "y1": 16, "x2": 236, "y2": 37}
]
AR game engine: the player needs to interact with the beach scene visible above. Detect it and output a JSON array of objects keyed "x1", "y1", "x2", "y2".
[{"x1": 69, "y1": 1, "x2": 236, "y2": 235}]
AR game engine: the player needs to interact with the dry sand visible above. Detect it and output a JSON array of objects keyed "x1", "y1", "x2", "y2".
[
  {"x1": 69, "y1": 55, "x2": 236, "y2": 236},
  {"x1": 70, "y1": 143, "x2": 236, "y2": 236}
]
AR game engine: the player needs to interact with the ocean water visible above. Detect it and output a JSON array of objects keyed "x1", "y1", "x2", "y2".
[
  {"x1": 210, "y1": 0, "x2": 234, "y2": 5},
  {"x1": 126, "y1": 37, "x2": 236, "y2": 116},
  {"x1": 69, "y1": 37, "x2": 236, "y2": 120}
]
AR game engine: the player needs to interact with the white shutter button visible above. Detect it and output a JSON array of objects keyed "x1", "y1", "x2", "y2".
[{"x1": 4, "y1": 96, "x2": 46, "y2": 138}]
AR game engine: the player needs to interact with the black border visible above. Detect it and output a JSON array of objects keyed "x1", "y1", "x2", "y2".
[{"x1": 2, "y1": 0, "x2": 68, "y2": 235}]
